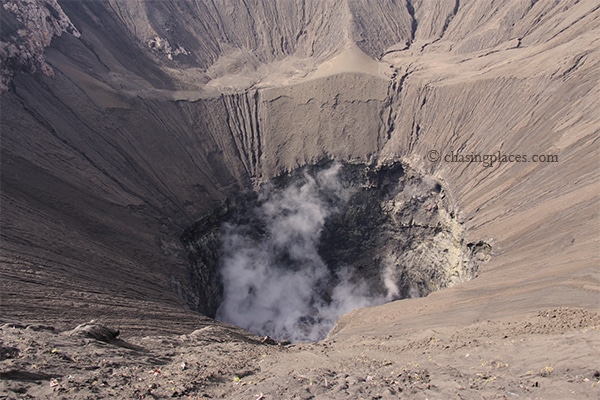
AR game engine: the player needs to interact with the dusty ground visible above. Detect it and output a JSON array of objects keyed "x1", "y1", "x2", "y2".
[{"x1": 1, "y1": 307, "x2": 599, "y2": 399}]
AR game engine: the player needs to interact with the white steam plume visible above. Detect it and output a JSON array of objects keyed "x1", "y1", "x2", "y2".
[{"x1": 215, "y1": 164, "x2": 390, "y2": 342}]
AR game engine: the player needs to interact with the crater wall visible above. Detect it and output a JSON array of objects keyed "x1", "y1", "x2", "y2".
[{"x1": 0, "y1": 0, "x2": 597, "y2": 335}]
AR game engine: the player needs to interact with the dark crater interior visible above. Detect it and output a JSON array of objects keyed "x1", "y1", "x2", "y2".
[{"x1": 181, "y1": 161, "x2": 490, "y2": 341}]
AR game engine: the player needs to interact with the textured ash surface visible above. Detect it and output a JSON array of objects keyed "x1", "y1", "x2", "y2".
[{"x1": 1, "y1": 309, "x2": 599, "y2": 399}]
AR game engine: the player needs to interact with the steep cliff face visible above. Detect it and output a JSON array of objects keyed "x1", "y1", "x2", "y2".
[{"x1": 1, "y1": 0, "x2": 598, "y2": 338}]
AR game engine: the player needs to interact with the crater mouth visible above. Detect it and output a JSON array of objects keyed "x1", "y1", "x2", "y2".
[{"x1": 182, "y1": 161, "x2": 491, "y2": 342}]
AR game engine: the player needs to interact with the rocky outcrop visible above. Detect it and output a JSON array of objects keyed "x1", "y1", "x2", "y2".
[
  {"x1": 66, "y1": 321, "x2": 120, "y2": 343},
  {"x1": 0, "y1": 0, "x2": 79, "y2": 92}
]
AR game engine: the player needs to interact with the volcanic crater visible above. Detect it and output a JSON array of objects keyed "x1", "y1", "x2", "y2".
[{"x1": 1, "y1": 1, "x2": 598, "y2": 399}]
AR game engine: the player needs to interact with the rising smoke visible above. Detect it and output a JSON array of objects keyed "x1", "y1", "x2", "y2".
[{"x1": 215, "y1": 163, "x2": 396, "y2": 342}]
